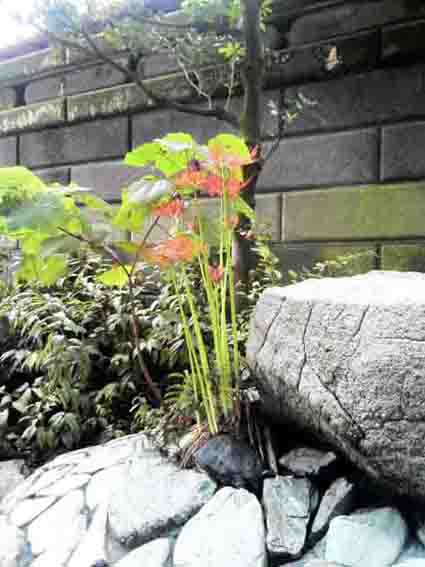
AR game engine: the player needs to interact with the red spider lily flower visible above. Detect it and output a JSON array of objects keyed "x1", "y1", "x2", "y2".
[
  {"x1": 208, "y1": 264, "x2": 225, "y2": 283},
  {"x1": 153, "y1": 198, "x2": 184, "y2": 218},
  {"x1": 174, "y1": 168, "x2": 207, "y2": 189},
  {"x1": 143, "y1": 235, "x2": 207, "y2": 268},
  {"x1": 202, "y1": 174, "x2": 224, "y2": 197}
]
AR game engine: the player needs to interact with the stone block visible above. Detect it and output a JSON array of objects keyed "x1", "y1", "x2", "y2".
[
  {"x1": 271, "y1": 242, "x2": 376, "y2": 283},
  {"x1": 382, "y1": 21, "x2": 425, "y2": 63},
  {"x1": 286, "y1": 63, "x2": 425, "y2": 135},
  {"x1": 267, "y1": 31, "x2": 379, "y2": 87},
  {"x1": 0, "y1": 137, "x2": 17, "y2": 166},
  {"x1": 0, "y1": 48, "x2": 64, "y2": 82},
  {"x1": 67, "y1": 72, "x2": 194, "y2": 122},
  {"x1": 0, "y1": 98, "x2": 65, "y2": 135},
  {"x1": 25, "y1": 59, "x2": 127, "y2": 104},
  {"x1": 143, "y1": 52, "x2": 179, "y2": 78},
  {"x1": 382, "y1": 121, "x2": 425, "y2": 181},
  {"x1": 0, "y1": 88, "x2": 17, "y2": 111},
  {"x1": 20, "y1": 117, "x2": 128, "y2": 168},
  {"x1": 381, "y1": 244, "x2": 425, "y2": 272},
  {"x1": 260, "y1": 129, "x2": 378, "y2": 190},
  {"x1": 35, "y1": 167, "x2": 70, "y2": 186},
  {"x1": 283, "y1": 182, "x2": 425, "y2": 241},
  {"x1": 288, "y1": 0, "x2": 425, "y2": 45},
  {"x1": 71, "y1": 162, "x2": 143, "y2": 202}
]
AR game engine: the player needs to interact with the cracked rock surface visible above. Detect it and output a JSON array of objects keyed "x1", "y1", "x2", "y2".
[{"x1": 247, "y1": 271, "x2": 425, "y2": 498}]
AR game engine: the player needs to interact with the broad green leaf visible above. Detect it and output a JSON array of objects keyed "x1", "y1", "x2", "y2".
[
  {"x1": 208, "y1": 134, "x2": 251, "y2": 160},
  {"x1": 97, "y1": 265, "x2": 130, "y2": 288},
  {"x1": 159, "y1": 133, "x2": 195, "y2": 152},
  {"x1": 125, "y1": 142, "x2": 162, "y2": 167},
  {"x1": 76, "y1": 193, "x2": 114, "y2": 215},
  {"x1": 17, "y1": 254, "x2": 68, "y2": 286},
  {"x1": 128, "y1": 178, "x2": 173, "y2": 204},
  {"x1": 0, "y1": 167, "x2": 45, "y2": 198},
  {"x1": 113, "y1": 197, "x2": 149, "y2": 232},
  {"x1": 233, "y1": 196, "x2": 256, "y2": 221}
]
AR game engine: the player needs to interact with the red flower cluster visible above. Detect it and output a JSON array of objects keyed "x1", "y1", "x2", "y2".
[
  {"x1": 153, "y1": 198, "x2": 184, "y2": 218},
  {"x1": 142, "y1": 235, "x2": 207, "y2": 268}
]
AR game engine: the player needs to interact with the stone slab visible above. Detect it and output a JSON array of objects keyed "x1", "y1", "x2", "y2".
[
  {"x1": 71, "y1": 161, "x2": 143, "y2": 202},
  {"x1": 268, "y1": 31, "x2": 379, "y2": 87},
  {"x1": 0, "y1": 88, "x2": 17, "y2": 111},
  {"x1": 0, "y1": 98, "x2": 65, "y2": 135},
  {"x1": 0, "y1": 137, "x2": 17, "y2": 166},
  {"x1": 381, "y1": 244, "x2": 425, "y2": 272},
  {"x1": 20, "y1": 117, "x2": 129, "y2": 168},
  {"x1": 271, "y1": 242, "x2": 376, "y2": 282},
  {"x1": 68, "y1": 72, "x2": 195, "y2": 122},
  {"x1": 35, "y1": 167, "x2": 70, "y2": 186},
  {"x1": 286, "y1": 64, "x2": 425, "y2": 135},
  {"x1": 382, "y1": 121, "x2": 425, "y2": 181},
  {"x1": 283, "y1": 182, "x2": 425, "y2": 241},
  {"x1": 288, "y1": 0, "x2": 425, "y2": 45},
  {"x1": 261, "y1": 129, "x2": 378, "y2": 190},
  {"x1": 383, "y1": 21, "x2": 425, "y2": 62},
  {"x1": 25, "y1": 58, "x2": 127, "y2": 104},
  {"x1": 0, "y1": 48, "x2": 65, "y2": 82}
]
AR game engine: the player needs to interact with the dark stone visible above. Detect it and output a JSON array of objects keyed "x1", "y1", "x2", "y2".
[
  {"x1": 268, "y1": 31, "x2": 379, "y2": 87},
  {"x1": 260, "y1": 129, "x2": 378, "y2": 190},
  {"x1": 20, "y1": 117, "x2": 128, "y2": 168},
  {"x1": 288, "y1": 1, "x2": 425, "y2": 45},
  {"x1": 286, "y1": 64, "x2": 425, "y2": 135},
  {"x1": 25, "y1": 59, "x2": 127, "y2": 104},
  {"x1": 382, "y1": 121, "x2": 425, "y2": 181},
  {"x1": 0, "y1": 137, "x2": 17, "y2": 166},
  {"x1": 194, "y1": 434, "x2": 263, "y2": 493},
  {"x1": 279, "y1": 447, "x2": 338, "y2": 477},
  {"x1": 35, "y1": 167, "x2": 70, "y2": 186},
  {"x1": 71, "y1": 162, "x2": 143, "y2": 202},
  {"x1": 383, "y1": 21, "x2": 425, "y2": 63}
]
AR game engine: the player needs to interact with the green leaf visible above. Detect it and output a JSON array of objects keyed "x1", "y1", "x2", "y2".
[
  {"x1": 233, "y1": 196, "x2": 256, "y2": 222},
  {"x1": 125, "y1": 142, "x2": 163, "y2": 167},
  {"x1": 208, "y1": 134, "x2": 251, "y2": 160},
  {"x1": 17, "y1": 254, "x2": 68, "y2": 286},
  {"x1": 113, "y1": 194, "x2": 149, "y2": 232},
  {"x1": 97, "y1": 265, "x2": 130, "y2": 288},
  {"x1": 77, "y1": 193, "x2": 114, "y2": 215},
  {"x1": 0, "y1": 167, "x2": 45, "y2": 197}
]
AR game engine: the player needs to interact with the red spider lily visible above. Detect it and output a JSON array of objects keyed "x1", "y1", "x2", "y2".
[
  {"x1": 153, "y1": 198, "x2": 184, "y2": 218},
  {"x1": 208, "y1": 264, "x2": 225, "y2": 283},
  {"x1": 143, "y1": 235, "x2": 207, "y2": 268},
  {"x1": 202, "y1": 174, "x2": 223, "y2": 197},
  {"x1": 174, "y1": 169, "x2": 207, "y2": 189}
]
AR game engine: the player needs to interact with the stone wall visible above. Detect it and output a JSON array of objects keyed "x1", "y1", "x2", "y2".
[{"x1": 1, "y1": 0, "x2": 425, "y2": 278}]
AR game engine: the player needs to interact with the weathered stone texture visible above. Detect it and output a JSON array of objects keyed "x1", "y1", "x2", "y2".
[
  {"x1": 20, "y1": 117, "x2": 128, "y2": 168},
  {"x1": 0, "y1": 137, "x2": 17, "y2": 166},
  {"x1": 35, "y1": 167, "x2": 70, "y2": 186},
  {"x1": 247, "y1": 272, "x2": 425, "y2": 498},
  {"x1": 71, "y1": 162, "x2": 143, "y2": 202},
  {"x1": 0, "y1": 88, "x2": 17, "y2": 111},
  {"x1": 25, "y1": 59, "x2": 127, "y2": 104},
  {"x1": 382, "y1": 122, "x2": 425, "y2": 181},
  {"x1": 286, "y1": 64, "x2": 425, "y2": 134},
  {"x1": 0, "y1": 48, "x2": 64, "y2": 82},
  {"x1": 282, "y1": 183, "x2": 425, "y2": 241},
  {"x1": 0, "y1": 98, "x2": 65, "y2": 135},
  {"x1": 382, "y1": 244, "x2": 425, "y2": 272},
  {"x1": 261, "y1": 129, "x2": 378, "y2": 190}
]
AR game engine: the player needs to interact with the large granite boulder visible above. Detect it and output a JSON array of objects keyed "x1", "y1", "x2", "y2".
[{"x1": 247, "y1": 271, "x2": 425, "y2": 498}]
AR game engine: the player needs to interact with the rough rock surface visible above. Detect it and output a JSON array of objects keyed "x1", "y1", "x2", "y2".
[
  {"x1": 247, "y1": 272, "x2": 425, "y2": 498},
  {"x1": 263, "y1": 476, "x2": 318, "y2": 557},
  {"x1": 173, "y1": 487, "x2": 267, "y2": 567},
  {"x1": 326, "y1": 507, "x2": 408, "y2": 566},
  {"x1": 0, "y1": 433, "x2": 216, "y2": 567},
  {"x1": 0, "y1": 460, "x2": 26, "y2": 503},
  {"x1": 310, "y1": 477, "x2": 356, "y2": 541},
  {"x1": 279, "y1": 448, "x2": 338, "y2": 478}
]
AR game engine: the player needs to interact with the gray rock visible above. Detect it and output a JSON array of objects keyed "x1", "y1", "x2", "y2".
[
  {"x1": 263, "y1": 476, "x2": 318, "y2": 557},
  {"x1": 247, "y1": 272, "x2": 425, "y2": 499},
  {"x1": 68, "y1": 503, "x2": 108, "y2": 567},
  {"x1": 0, "y1": 515, "x2": 26, "y2": 567},
  {"x1": 416, "y1": 521, "x2": 425, "y2": 548},
  {"x1": 0, "y1": 460, "x2": 26, "y2": 504},
  {"x1": 397, "y1": 539, "x2": 425, "y2": 562},
  {"x1": 311, "y1": 478, "x2": 356, "y2": 540},
  {"x1": 173, "y1": 487, "x2": 266, "y2": 567},
  {"x1": 10, "y1": 495, "x2": 57, "y2": 527},
  {"x1": 326, "y1": 507, "x2": 408, "y2": 566},
  {"x1": 115, "y1": 538, "x2": 172, "y2": 567},
  {"x1": 279, "y1": 448, "x2": 338, "y2": 477},
  {"x1": 108, "y1": 451, "x2": 216, "y2": 548}
]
